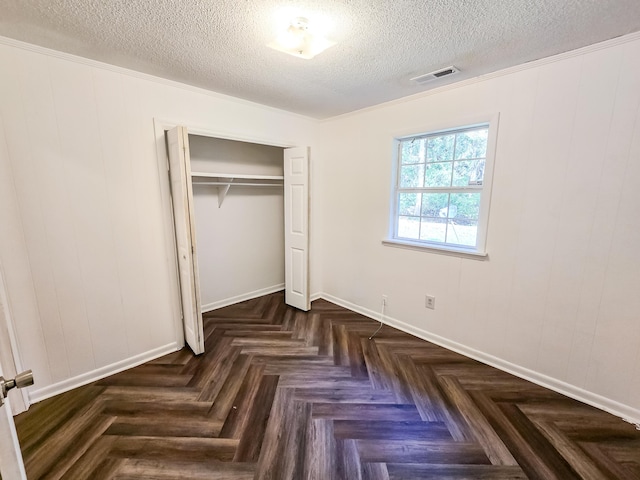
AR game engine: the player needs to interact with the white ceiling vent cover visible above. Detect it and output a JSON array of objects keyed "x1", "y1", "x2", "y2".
[{"x1": 410, "y1": 66, "x2": 460, "y2": 85}]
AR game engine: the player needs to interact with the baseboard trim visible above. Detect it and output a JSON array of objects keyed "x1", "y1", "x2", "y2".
[
  {"x1": 201, "y1": 284, "x2": 285, "y2": 313},
  {"x1": 318, "y1": 292, "x2": 640, "y2": 425},
  {"x1": 28, "y1": 342, "x2": 180, "y2": 404}
]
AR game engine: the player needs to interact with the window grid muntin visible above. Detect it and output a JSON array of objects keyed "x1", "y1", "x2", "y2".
[
  {"x1": 395, "y1": 192, "x2": 480, "y2": 248},
  {"x1": 399, "y1": 128, "x2": 488, "y2": 191}
]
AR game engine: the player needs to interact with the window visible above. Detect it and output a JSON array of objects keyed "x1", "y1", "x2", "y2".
[{"x1": 387, "y1": 117, "x2": 498, "y2": 256}]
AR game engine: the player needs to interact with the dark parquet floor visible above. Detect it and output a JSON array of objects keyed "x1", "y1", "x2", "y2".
[{"x1": 14, "y1": 292, "x2": 640, "y2": 479}]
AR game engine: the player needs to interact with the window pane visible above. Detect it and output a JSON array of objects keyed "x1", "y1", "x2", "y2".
[
  {"x1": 446, "y1": 218, "x2": 478, "y2": 246},
  {"x1": 420, "y1": 217, "x2": 447, "y2": 243},
  {"x1": 452, "y1": 159, "x2": 485, "y2": 186},
  {"x1": 421, "y1": 193, "x2": 449, "y2": 217},
  {"x1": 427, "y1": 134, "x2": 455, "y2": 162},
  {"x1": 398, "y1": 216, "x2": 420, "y2": 239},
  {"x1": 400, "y1": 164, "x2": 424, "y2": 188},
  {"x1": 400, "y1": 139, "x2": 425, "y2": 164},
  {"x1": 454, "y1": 128, "x2": 488, "y2": 160},
  {"x1": 424, "y1": 162, "x2": 453, "y2": 187},
  {"x1": 449, "y1": 193, "x2": 480, "y2": 222},
  {"x1": 398, "y1": 193, "x2": 421, "y2": 216}
]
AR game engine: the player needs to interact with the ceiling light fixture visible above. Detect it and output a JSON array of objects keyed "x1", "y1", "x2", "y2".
[{"x1": 267, "y1": 17, "x2": 334, "y2": 60}]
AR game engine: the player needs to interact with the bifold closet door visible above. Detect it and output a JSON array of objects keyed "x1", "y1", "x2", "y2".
[
  {"x1": 284, "y1": 147, "x2": 310, "y2": 311},
  {"x1": 166, "y1": 126, "x2": 204, "y2": 355}
]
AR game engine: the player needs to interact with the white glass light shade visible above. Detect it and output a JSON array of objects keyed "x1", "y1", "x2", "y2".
[{"x1": 268, "y1": 17, "x2": 335, "y2": 59}]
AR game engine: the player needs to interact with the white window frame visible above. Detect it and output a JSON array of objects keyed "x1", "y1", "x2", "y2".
[{"x1": 383, "y1": 113, "x2": 500, "y2": 258}]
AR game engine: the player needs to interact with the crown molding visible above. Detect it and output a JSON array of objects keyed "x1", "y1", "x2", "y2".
[
  {"x1": 1, "y1": 29, "x2": 639, "y2": 126},
  {"x1": 0, "y1": 35, "x2": 317, "y2": 124},
  {"x1": 323, "y1": 30, "x2": 640, "y2": 122}
]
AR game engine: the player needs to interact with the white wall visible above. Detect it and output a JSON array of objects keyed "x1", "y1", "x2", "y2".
[
  {"x1": 318, "y1": 35, "x2": 640, "y2": 420},
  {"x1": 0, "y1": 39, "x2": 316, "y2": 401},
  {"x1": 189, "y1": 135, "x2": 285, "y2": 309}
]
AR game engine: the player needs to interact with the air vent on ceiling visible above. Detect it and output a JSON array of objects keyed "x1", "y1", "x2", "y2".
[{"x1": 410, "y1": 66, "x2": 460, "y2": 85}]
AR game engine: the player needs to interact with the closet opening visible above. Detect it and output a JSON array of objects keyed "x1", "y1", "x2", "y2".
[
  {"x1": 159, "y1": 123, "x2": 310, "y2": 355},
  {"x1": 189, "y1": 135, "x2": 287, "y2": 313}
]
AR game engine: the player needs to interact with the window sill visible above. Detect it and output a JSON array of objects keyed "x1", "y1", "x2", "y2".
[{"x1": 382, "y1": 238, "x2": 488, "y2": 260}]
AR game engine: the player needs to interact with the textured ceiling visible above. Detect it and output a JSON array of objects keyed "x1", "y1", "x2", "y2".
[{"x1": 2, "y1": 1, "x2": 640, "y2": 118}]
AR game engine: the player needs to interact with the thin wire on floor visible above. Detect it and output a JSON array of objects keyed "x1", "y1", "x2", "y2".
[{"x1": 369, "y1": 297, "x2": 386, "y2": 340}]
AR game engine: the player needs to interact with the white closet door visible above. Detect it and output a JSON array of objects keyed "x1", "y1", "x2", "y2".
[
  {"x1": 284, "y1": 147, "x2": 310, "y2": 311},
  {"x1": 166, "y1": 126, "x2": 204, "y2": 355}
]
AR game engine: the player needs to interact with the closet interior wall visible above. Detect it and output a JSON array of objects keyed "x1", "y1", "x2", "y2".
[{"x1": 188, "y1": 135, "x2": 285, "y2": 311}]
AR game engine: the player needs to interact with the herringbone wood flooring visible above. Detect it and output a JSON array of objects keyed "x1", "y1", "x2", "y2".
[{"x1": 15, "y1": 292, "x2": 640, "y2": 479}]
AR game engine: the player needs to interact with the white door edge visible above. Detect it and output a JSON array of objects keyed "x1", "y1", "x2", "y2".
[
  {"x1": 284, "y1": 146, "x2": 310, "y2": 311},
  {"x1": 0, "y1": 266, "x2": 27, "y2": 479}
]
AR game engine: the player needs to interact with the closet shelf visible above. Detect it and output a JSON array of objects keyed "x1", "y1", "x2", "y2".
[
  {"x1": 191, "y1": 172, "x2": 284, "y2": 180},
  {"x1": 191, "y1": 172, "x2": 284, "y2": 207}
]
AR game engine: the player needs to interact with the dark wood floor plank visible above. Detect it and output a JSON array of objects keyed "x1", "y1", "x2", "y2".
[
  {"x1": 533, "y1": 419, "x2": 610, "y2": 480},
  {"x1": 60, "y1": 436, "x2": 118, "y2": 480},
  {"x1": 472, "y1": 390, "x2": 579, "y2": 480},
  {"x1": 347, "y1": 331, "x2": 370, "y2": 379},
  {"x1": 101, "y1": 385, "x2": 201, "y2": 404},
  {"x1": 220, "y1": 363, "x2": 267, "y2": 439},
  {"x1": 500, "y1": 402, "x2": 583, "y2": 479},
  {"x1": 360, "y1": 337, "x2": 392, "y2": 392},
  {"x1": 438, "y1": 374, "x2": 517, "y2": 464},
  {"x1": 361, "y1": 462, "x2": 391, "y2": 480},
  {"x1": 15, "y1": 384, "x2": 105, "y2": 456},
  {"x1": 205, "y1": 353, "x2": 252, "y2": 419},
  {"x1": 110, "y1": 436, "x2": 238, "y2": 462},
  {"x1": 233, "y1": 375, "x2": 279, "y2": 462},
  {"x1": 393, "y1": 354, "x2": 442, "y2": 422},
  {"x1": 356, "y1": 439, "x2": 490, "y2": 464},
  {"x1": 304, "y1": 418, "x2": 337, "y2": 480},
  {"x1": 96, "y1": 371, "x2": 191, "y2": 388},
  {"x1": 579, "y1": 442, "x2": 640, "y2": 480},
  {"x1": 255, "y1": 388, "x2": 310, "y2": 480},
  {"x1": 115, "y1": 459, "x2": 255, "y2": 479},
  {"x1": 387, "y1": 463, "x2": 528, "y2": 479},
  {"x1": 372, "y1": 343, "x2": 413, "y2": 404},
  {"x1": 311, "y1": 403, "x2": 421, "y2": 422},
  {"x1": 293, "y1": 387, "x2": 398, "y2": 404},
  {"x1": 14, "y1": 291, "x2": 637, "y2": 480},
  {"x1": 332, "y1": 324, "x2": 350, "y2": 368},
  {"x1": 315, "y1": 312, "x2": 333, "y2": 357},
  {"x1": 193, "y1": 345, "x2": 242, "y2": 402},
  {"x1": 423, "y1": 367, "x2": 476, "y2": 442},
  {"x1": 103, "y1": 399, "x2": 213, "y2": 418},
  {"x1": 279, "y1": 374, "x2": 372, "y2": 389},
  {"x1": 336, "y1": 438, "x2": 362, "y2": 480},
  {"x1": 25, "y1": 399, "x2": 113, "y2": 479},
  {"x1": 148, "y1": 348, "x2": 193, "y2": 366},
  {"x1": 263, "y1": 363, "x2": 352, "y2": 377},
  {"x1": 186, "y1": 336, "x2": 235, "y2": 388},
  {"x1": 105, "y1": 415, "x2": 223, "y2": 438},
  {"x1": 333, "y1": 420, "x2": 451, "y2": 441}
]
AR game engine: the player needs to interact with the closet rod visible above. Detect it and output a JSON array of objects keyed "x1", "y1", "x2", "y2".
[
  {"x1": 191, "y1": 172, "x2": 283, "y2": 180},
  {"x1": 192, "y1": 182, "x2": 283, "y2": 187}
]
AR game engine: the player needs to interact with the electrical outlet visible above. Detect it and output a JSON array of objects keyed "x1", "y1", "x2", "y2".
[{"x1": 425, "y1": 295, "x2": 435, "y2": 310}]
